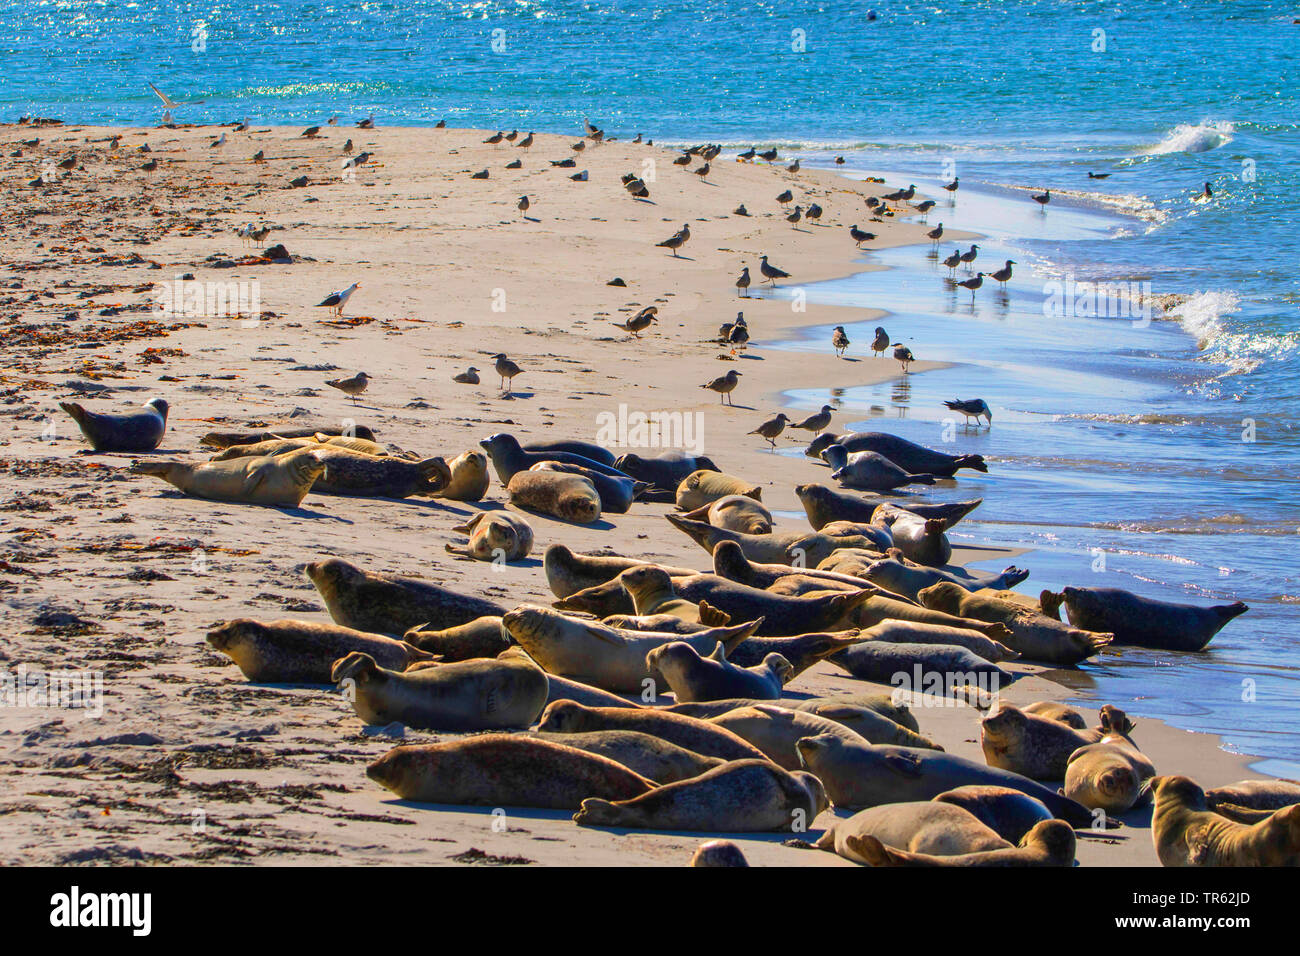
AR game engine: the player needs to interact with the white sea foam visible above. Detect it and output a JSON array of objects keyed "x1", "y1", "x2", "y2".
[
  {"x1": 1167, "y1": 290, "x2": 1299, "y2": 377},
  {"x1": 1144, "y1": 121, "x2": 1235, "y2": 155}
]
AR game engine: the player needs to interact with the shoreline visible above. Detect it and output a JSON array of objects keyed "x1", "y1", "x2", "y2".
[{"x1": 0, "y1": 123, "x2": 1267, "y2": 865}]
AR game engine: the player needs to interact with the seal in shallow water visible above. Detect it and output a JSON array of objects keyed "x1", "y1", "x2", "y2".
[
  {"x1": 824, "y1": 445, "x2": 939, "y2": 491},
  {"x1": 816, "y1": 431, "x2": 987, "y2": 476},
  {"x1": 366, "y1": 735, "x2": 655, "y2": 808},
  {"x1": 206, "y1": 618, "x2": 434, "y2": 683},
  {"x1": 132, "y1": 448, "x2": 325, "y2": 507},
  {"x1": 305, "y1": 557, "x2": 506, "y2": 634},
  {"x1": 573, "y1": 759, "x2": 827, "y2": 831},
  {"x1": 1056, "y1": 586, "x2": 1248, "y2": 652},
  {"x1": 60, "y1": 398, "x2": 168, "y2": 452}
]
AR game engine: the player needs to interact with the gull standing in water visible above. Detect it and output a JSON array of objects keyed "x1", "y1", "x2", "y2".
[
  {"x1": 759, "y1": 254, "x2": 790, "y2": 285},
  {"x1": 1032, "y1": 188, "x2": 1051, "y2": 210},
  {"x1": 735, "y1": 264, "x2": 751, "y2": 297},
  {"x1": 959, "y1": 244, "x2": 980, "y2": 272},
  {"x1": 942, "y1": 248, "x2": 962, "y2": 276},
  {"x1": 958, "y1": 272, "x2": 985, "y2": 302},
  {"x1": 989, "y1": 259, "x2": 1015, "y2": 288},
  {"x1": 944, "y1": 399, "x2": 993, "y2": 426}
]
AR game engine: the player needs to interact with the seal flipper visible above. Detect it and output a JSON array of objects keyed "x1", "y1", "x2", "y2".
[
  {"x1": 706, "y1": 641, "x2": 726, "y2": 662},
  {"x1": 698, "y1": 600, "x2": 731, "y2": 627}
]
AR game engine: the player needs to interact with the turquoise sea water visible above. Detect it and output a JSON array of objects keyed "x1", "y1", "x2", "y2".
[{"x1": 5, "y1": 1, "x2": 1297, "y2": 767}]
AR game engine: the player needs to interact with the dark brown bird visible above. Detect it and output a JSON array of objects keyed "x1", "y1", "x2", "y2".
[
  {"x1": 656, "y1": 223, "x2": 691, "y2": 257},
  {"x1": 832, "y1": 326, "x2": 850, "y2": 357}
]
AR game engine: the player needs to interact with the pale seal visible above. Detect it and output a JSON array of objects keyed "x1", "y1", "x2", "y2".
[
  {"x1": 1063, "y1": 735, "x2": 1156, "y2": 814},
  {"x1": 524, "y1": 730, "x2": 724, "y2": 783},
  {"x1": 430, "y1": 449, "x2": 491, "y2": 502},
  {"x1": 846, "y1": 819, "x2": 1075, "y2": 867},
  {"x1": 507, "y1": 468, "x2": 602, "y2": 523},
  {"x1": 793, "y1": 735, "x2": 1095, "y2": 826},
  {"x1": 205, "y1": 618, "x2": 434, "y2": 683},
  {"x1": 678, "y1": 494, "x2": 773, "y2": 534},
  {"x1": 199, "y1": 423, "x2": 375, "y2": 448},
  {"x1": 1056, "y1": 586, "x2": 1248, "y2": 652},
  {"x1": 1022, "y1": 701, "x2": 1088, "y2": 729},
  {"x1": 646, "y1": 642, "x2": 792, "y2": 702},
  {"x1": 918, "y1": 582, "x2": 1112, "y2": 665},
  {"x1": 815, "y1": 431, "x2": 987, "y2": 476},
  {"x1": 708, "y1": 704, "x2": 877, "y2": 768},
  {"x1": 789, "y1": 700, "x2": 938, "y2": 749},
  {"x1": 131, "y1": 448, "x2": 325, "y2": 507},
  {"x1": 980, "y1": 704, "x2": 1102, "y2": 781},
  {"x1": 366, "y1": 735, "x2": 656, "y2": 808},
  {"x1": 502, "y1": 604, "x2": 759, "y2": 693},
  {"x1": 871, "y1": 505, "x2": 951, "y2": 566},
  {"x1": 710, "y1": 540, "x2": 905, "y2": 601},
  {"x1": 305, "y1": 557, "x2": 505, "y2": 634},
  {"x1": 210, "y1": 437, "x2": 319, "y2": 460},
  {"x1": 1206, "y1": 779, "x2": 1300, "y2": 816},
  {"x1": 313, "y1": 433, "x2": 390, "y2": 455},
  {"x1": 402, "y1": 616, "x2": 510, "y2": 661},
  {"x1": 933, "y1": 786, "x2": 1056, "y2": 844},
  {"x1": 574, "y1": 759, "x2": 827, "y2": 832},
  {"x1": 828, "y1": 640, "x2": 1016, "y2": 692},
  {"x1": 529, "y1": 461, "x2": 647, "y2": 514},
  {"x1": 1150, "y1": 775, "x2": 1300, "y2": 866},
  {"x1": 823, "y1": 445, "x2": 938, "y2": 491},
  {"x1": 332, "y1": 650, "x2": 548, "y2": 730},
  {"x1": 816, "y1": 801, "x2": 1011, "y2": 863},
  {"x1": 59, "y1": 398, "x2": 168, "y2": 452},
  {"x1": 859, "y1": 619, "x2": 1020, "y2": 663},
  {"x1": 689, "y1": 840, "x2": 749, "y2": 867},
  {"x1": 853, "y1": 550, "x2": 1028, "y2": 601},
  {"x1": 675, "y1": 469, "x2": 762, "y2": 511},
  {"x1": 536, "y1": 701, "x2": 768, "y2": 761},
  {"x1": 666, "y1": 514, "x2": 878, "y2": 566},
  {"x1": 446, "y1": 511, "x2": 534, "y2": 562},
  {"x1": 617, "y1": 566, "x2": 727, "y2": 624}
]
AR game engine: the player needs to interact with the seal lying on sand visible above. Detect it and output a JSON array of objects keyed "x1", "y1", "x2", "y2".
[
  {"x1": 860, "y1": 619, "x2": 1019, "y2": 663},
  {"x1": 430, "y1": 449, "x2": 490, "y2": 501},
  {"x1": 981, "y1": 704, "x2": 1105, "y2": 780},
  {"x1": 60, "y1": 398, "x2": 168, "y2": 452},
  {"x1": 853, "y1": 550, "x2": 1028, "y2": 601},
  {"x1": 530, "y1": 461, "x2": 647, "y2": 513},
  {"x1": 1150, "y1": 775, "x2": 1300, "y2": 866},
  {"x1": 537, "y1": 700, "x2": 768, "y2": 761},
  {"x1": 199, "y1": 423, "x2": 376, "y2": 448},
  {"x1": 725, "y1": 630, "x2": 867, "y2": 677},
  {"x1": 679, "y1": 494, "x2": 773, "y2": 534},
  {"x1": 366, "y1": 735, "x2": 655, "y2": 808},
  {"x1": 332, "y1": 650, "x2": 548, "y2": 730},
  {"x1": 817, "y1": 801, "x2": 1012, "y2": 862},
  {"x1": 132, "y1": 448, "x2": 325, "y2": 507},
  {"x1": 618, "y1": 566, "x2": 730, "y2": 624},
  {"x1": 918, "y1": 582, "x2": 1112, "y2": 666},
  {"x1": 542, "y1": 544, "x2": 699, "y2": 600},
  {"x1": 934, "y1": 786, "x2": 1056, "y2": 844},
  {"x1": 646, "y1": 642, "x2": 792, "y2": 702},
  {"x1": 524, "y1": 439, "x2": 617, "y2": 466},
  {"x1": 872, "y1": 505, "x2": 951, "y2": 566},
  {"x1": 794, "y1": 735, "x2": 1095, "y2": 826},
  {"x1": 675, "y1": 469, "x2": 763, "y2": 510},
  {"x1": 615, "y1": 452, "x2": 720, "y2": 502},
  {"x1": 210, "y1": 437, "x2": 321, "y2": 460},
  {"x1": 307, "y1": 447, "x2": 450, "y2": 498},
  {"x1": 206, "y1": 618, "x2": 434, "y2": 682},
  {"x1": 713, "y1": 703, "x2": 935, "y2": 763},
  {"x1": 402, "y1": 617, "x2": 510, "y2": 661},
  {"x1": 574, "y1": 759, "x2": 827, "y2": 831},
  {"x1": 795, "y1": 482, "x2": 983, "y2": 531},
  {"x1": 844, "y1": 819, "x2": 1075, "y2": 867},
  {"x1": 812, "y1": 432, "x2": 986, "y2": 476},
  {"x1": 306, "y1": 557, "x2": 506, "y2": 634},
  {"x1": 1064, "y1": 734, "x2": 1156, "y2": 814},
  {"x1": 824, "y1": 445, "x2": 939, "y2": 491},
  {"x1": 481, "y1": 432, "x2": 634, "y2": 484},
  {"x1": 829, "y1": 640, "x2": 1017, "y2": 692},
  {"x1": 1023, "y1": 701, "x2": 1088, "y2": 729},
  {"x1": 666, "y1": 514, "x2": 877, "y2": 566},
  {"x1": 1056, "y1": 586, "x2": 1248, "y2": 652},
  {"x1": 690, "y1": 841, "x2": 749, "y2": 866},
  {"x1": 502, "y1": 604, "x2": 759, "y2": 693},
  {"x1": 508, "y1": 468, "x2": 602, "y2": 523},
  {"x1": 711, "y1": 541, "x2": 906, "y2": 601},
  {"x1": 524, "y1": 730, "x2": 724, "y2": 783},
  {"x1": 446, "y1": 511, "x2": 534, "y2": 562},
  {"x1": 1206, "y1": 779, "x2": 1300, "y2": 817}
]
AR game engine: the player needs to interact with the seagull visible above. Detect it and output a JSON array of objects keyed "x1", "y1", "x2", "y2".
[
  {"x1": 960, "y1": 244, "x2": 980, "y2": 271},
  {"x1": 944, "y1": 399, "x2": 993, "y2": 426},
  {"x1": 1201, "y1": 181, "x2": 1214, "y2": 200},
  {"x1": 470, "y1": 169, "x2": 489, "y2": 180},
  {"x1": 493, "y1": 354, "x2": 523, "y2": 394},
  {"x1": 759, "y1": 255, "x2": 790, "y2": 285},
  {"x1": 673, "y1": 152, "x2": 691, "y2": 166},
  {"x1": 505, "y1": 130, "x2": 519, "y2": 141},
  {"x1": 792, "y1": 405, "x2": 834, "y2": 435},
  {"x1": 806, "y1": 203, "x2": 823, "y2": 223},
  {"x1": 701, "y1": 369, "x2": 742, "y2": 405},
  {"x1": 614, "y1": 307, "x2": 658, "y2": 338},
  {"x1": 832, "y1": 326, "x2": 850, "y2": 357},
  {"x1": 505, "y1": 159, "x2": 522, "y2": 169},
  {"x1": 657, "y1": 223, "x2": 691, "y2": 257},
  {"x1": 927, "y1": 222, "x2": 944, "y2": 245},
  {"x1": 849, "y1": 225, "x2": 875, "y2": 247},
  {"x1": 484, "y1": 131, "x2": 504, "y2": 144},
  {"x1": 786, "y1": 205, "x2": 803, "y2": 228},
  {"x1": 624, "y1": 177, "x2": 649, "y2": 198},
  {"x1": 342, "y1": 139, "x2": 353, "y2": 154},
  {"x1": 871, "y1": 327, "x2": 890, "y2": 356},
  {"x1": 327, "y1": 116, "x2": 339, "y2": 126},
  {"x1": 786, "y1": 158, "x2": 801, "y2": 173},
  {"x1": 884, "y1": 184, "x2": 916, "y2": 201},
  {"x1": 719, "y1": 312, "x2": 747, "y2": 342},
  {"x1": 738, "y1": 147, "x2": 756, "y2": 162},
  {"x1": 989, "y1": 259, "x2": 1016, "y2": 287},
  {"x1": 453, "y1": 367, "x2": 480, "y2": 384},
  {"x1": 251, "y1": 150, "x2": 265, "y2": 163},
  {"x1": 958, "y1": 272, "x2": 985, "y2": 302},
  {"x1": 140, "y1": 158, "x2": 158, "y2": 171},
  {"x1": 758, "y1": 148, "x2": 778, "y2": 162},
  {"x1": 210, "y1": 133, "x2": 226, "y2": 148},
  {"x1": 147, "y1": 82, "x2": 203, "y2": 122},
  {"x1": 1032, "y1": 189, "x2": 1050, "y2": 210},
  {"x1": 913, "y1": 199, "x2": 936, "y2": 220},
  {"x1": 571, "y1": 140, "x2": 586, "y2": 152},
  {"x1": 893, "y1": 344, "x2": 915, "y2": 373},
  {"x1": 516, "y1": 132, "x2": 534, "y2": 148},
  {"x1": 776, "y1": 189, "x2": 793, "y2": 206},
  {"x1": 301, "y1": 126, "x2": 321, "y2": 138},
  {"x1": 749, "y1": 413, "x2": 791, "y2": 448},
  {"x1": 727, "y1": 321, "x2": 750, "y2": 354},
  {"x1": 694, "y1": 162, "x2": 711, "y2": 179},
  {"x1": 943, "y1": 177, "x2": 960, "y2": 198},
  {"x1": 942, "y1": 249, "x2": 962, "y2": 275},
  {"x1": 733, "y1": 204, "x2": 748, "y2": 216},
  {"x1": 315, "y1": 282, "x2": 360, "y2": 317},
  {"x1": 357, "y1": 115, "x2": 375, "y2": 129},
  {"x1": 735, "y1": 265, "x2": 751, "y2": 297},
  {"x1": 517, "y1": 195, "x2": 530, "y2": 218},
  {"x1": 326, "y1": 372, "x2": 370, "y2": 404}
]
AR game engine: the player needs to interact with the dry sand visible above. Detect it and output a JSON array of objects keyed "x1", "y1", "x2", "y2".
[{"x1": 0, "y1": 123, "x2": 1260, "y2": 866}]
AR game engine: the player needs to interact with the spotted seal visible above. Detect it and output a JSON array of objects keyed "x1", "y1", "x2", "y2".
[
  {"x1": 536, "y1": 700, "x2": 768, "y2": 761},
  {"x1": 846, "y1": 819, "x2": 1075, "y2": 867},
  {"x1": 131, "y1": 448, "x2": 325, "y2": 507},
  {"x1": 305, "y1": 557, "x2": 505, "y2": 634},
  {"x1": 308, "y1": 447, "x2": 450, "y2": 498},
  {"x1": 529, "y1": 461, "x2": 647, "y2": 513},
  {"x1": 205, "y1": 618, "x2": 434, "y2": 682},
  {"x1": 402, "y1": 616, "x2": 511, "y2": 661},
  {"x1": 524, "y1": 730, "x2": 724, "y2": 783},
  {"x1": 679, "y1": 494, "x2": 773, "y2": 534},
  {"x1": 507, "y1": 468, "x2": 602, "y2": 523},
  {"x1": 1150, "y1": 775, "x2": 1300, "y2": 866},
  {"x1": 446, "y1": 511, "x2": 533, "y2": 562},
  {"x1": 431, "y1": 449, "x2": 491, "y2": 501},
  {"x1": 814, "y1": 431, "x2": 988, "y2": 476},
  {"x1": 674, "y1": 469, "x2": 762, "y2": 511}
]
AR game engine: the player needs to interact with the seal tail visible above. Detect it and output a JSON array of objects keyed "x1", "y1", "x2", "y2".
[
  {"x1": 698, "y1": 600, "x2": 731, "y2": 627},
  {"x1": 330, "y1": 651, "x2": 378, "y2": 685},
  {"x1": 129, "y1": 460, "x2": 175, "y2": 477},
  {"x1": 908, "y1": 474, "x2": 940, "y2": 486},
  {"x1": 953, "y1": 454, "x2": 988, "y2": 473},
  {"x1": 573, "y1": 797, "x2": 624, "y2": 828}
]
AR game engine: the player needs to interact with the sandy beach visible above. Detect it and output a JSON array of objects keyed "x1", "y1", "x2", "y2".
[{"x1": 0, "y1": 122, "x2": 1268, "y2": 867}]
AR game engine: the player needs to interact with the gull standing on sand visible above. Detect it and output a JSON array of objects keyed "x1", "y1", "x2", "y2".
[
  {"x1": 786, "y1": 158, "x2": 801, "y2": 174},
  {"x1": 792, "y1": 405, "x2": 834, "y2": 435},
  {"x1": 884, "y1": 184, "x2": 916, "y2": 201},
  {"x1": 517, "y1": 132, "x2": 534, "y2": 148},
  {"x1": 327, "y1": 115, "x2": 339, "y2": 126},
  {"x1": 849, "y1": 225, "x2": 874, "y2": 247},
  {"x1": 806, "y1": 203, "x2": 823, "y2": 223},
  {"x1": 749, "y1": 413, "x2": 791, "y2": 448},
  {"x1": 493, "y1": 354, "x2": 523, "y2": 394},
  {"x1": 913, "y1": 199, "x2": 936, "y2": 220},
  {"x1": 893, "y1": 344, "x2": 915, "y2": 373},
  {"x1": 301, "y1": 125, "x2": 321, "y2": 138},
  {"x1": 484, "y1": 131, "x2": 504, "y2": 144},
  {"x1": 759, "y1": 255, "x2": 790, "y2": 285},
  {"x1": 727, "y1": 320, "x2": 750, "y2": 354},
  {"x1": 210, "y1": 132, "x2": 226, "y2": 148},
  {"x1": 315, "y1": 282, "x2": 360, "y2": 317},
  {"x1": 657, "y1": 223, "x2": 691, "y2": 257},
  {"x1": 357, "y1": 115, "x2": 375, "y2": 129},
  {"x1": 832, "y1": 326, "x2": 850, "y2": 357},
  {"x1": 735, "y1": 265, "x2": 751, "y2": 297},
  {"x1": 738, "y1": 147, "x2": 755, "y2": 162},
  {"x1": 701, "y1": 370, "x2": 742, "y2": 405},
  {"x1": 989, "y1": 259, "x2": 1015, "y2": 288},
  {"x1": 944, "y1": 399, "x2": 993, "y2": 427},
  {"x1": 614, "y1": 307, "x2": 658, "y2": 338},
  {"x1": 453, "y1": 367, "x2": 480, "y2": 384},
  {"x1": 326, "y1": 372, "x2": 370, "y2": 404},
  {"x1": 960, "y1": 244, "x2": 980, "y2": 271},
  {"x1": 776, "y1": 189, "x2": 793, "y2": 206},
  {"x1": 718, "y1": 312, "x2": 746, "y2": 342},
  {"x1": 517, "y1": 195, "x2": 530, "y2": 218},
  {"x1": 958, "y1": 272, "x2": 985, "y2": 302},
  {"x1": 787, "y1": 205, "x2": 803, "y2": 228},
  {"x1": 342, "y1": 139, "x2": 353, "y2": 154},
  {"x1": 872, "y1": 327, "x2": 890, "y2": 356}
]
